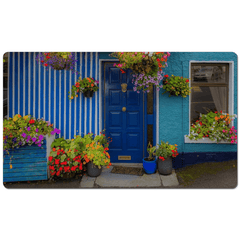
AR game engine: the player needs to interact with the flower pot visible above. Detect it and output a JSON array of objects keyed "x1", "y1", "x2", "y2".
[
  {"x1": 142, "y1": 157, "x2": 157, "y2": 174},
  {"x1": 158, "y1": 156, "x2": 172, "y2": 175},
  {"x1": 84, "y1": 90, "x2": 94, "y2": 98},
  {"x1": 87, "y1": 161, "x2": 102, "y2": 177}
]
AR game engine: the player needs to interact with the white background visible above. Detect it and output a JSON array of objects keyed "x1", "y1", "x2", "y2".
[{"x1": 0, "y1": 1, "x2": 239, "y2": 240}]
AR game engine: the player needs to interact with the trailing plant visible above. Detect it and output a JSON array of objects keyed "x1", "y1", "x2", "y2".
[
  {"x1": 69, "y1": 77, "x2": 99, "y2": 99},
  {"x1": 48, "y1": 137, "x2": 86, "y2": 178},
  {"x1": 156, "y1": 141, "x2": 179, "y2": 161},
  {"x1": 186, "y1": 111, "x2": 237, "y2": 143},
  {"x1": 110, "y1": 52, "x2": 170, "y2": 93},
  {"x1": 132, "y1": 70, "x2": 164, "y2": 93},
  {"x1": 36, "y1": 52, "x2": 78, "y2": 72},
  {"x1": 146, "y1": 142, "x2": 156, "y2": 161},
  {"x1": 3, "y1": 114, "x2": 60, "y2": 151},
  {"x1": 162, "y1": 74, "x2": 191, "y2": 98}
]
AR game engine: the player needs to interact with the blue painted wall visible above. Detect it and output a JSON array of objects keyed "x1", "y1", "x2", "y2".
[{"x1": 159, "y1": 52, "x2": 237, "y2": 154}]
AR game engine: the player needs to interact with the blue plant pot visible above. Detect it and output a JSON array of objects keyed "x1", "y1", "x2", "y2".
[{"x1": 143, "y1": 157, "x2": 157, "y2": 174}]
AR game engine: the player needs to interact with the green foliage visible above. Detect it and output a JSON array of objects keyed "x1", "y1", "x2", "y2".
[
  {"x1": 147, "y1": 142, "x2": 156, "y2": 159},
  {"x1": 162, "y1": 75, "x2": 191, "y2": 98},
  {"x1": 155, "y1": 141, "x2": 179, "y2": 160},
  {"x1": 3, "y1": 114, "x2": 56, "y2": 151},
  {"x1": 110, "y1": 52, "x2": 170, "y2": 76},
  {"x1": 187, "y1": 111, "x2": 237, "y2": 143},
  {"x1": 69, "y1": 77, "x2": 99, "y2": 99}
]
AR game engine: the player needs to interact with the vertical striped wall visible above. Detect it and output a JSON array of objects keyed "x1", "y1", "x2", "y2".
[{"x1": 8, "y1": 52, "x2": 100, "y2": 139}]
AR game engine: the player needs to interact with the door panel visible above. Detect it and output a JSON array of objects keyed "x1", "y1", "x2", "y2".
[{"x1": 104, "y1": 63, "x2": 144, "y2": 163}]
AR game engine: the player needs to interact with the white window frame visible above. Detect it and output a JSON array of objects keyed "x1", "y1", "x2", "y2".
[{"x1": 184, "y1": 60, "x2": 235, "y2": 144}]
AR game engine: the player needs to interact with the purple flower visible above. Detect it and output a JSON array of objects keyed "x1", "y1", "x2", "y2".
[
  {"x1": 51, "y1": 131, "x2": 55, "y2": 135},
  {"x1": 12, "y1": 137, "x2": 17, "y2": 142},
  {"x1": 32, "y1": 137, "x2": 36, "y2": 142},
  {"x1": 36, "y1": 128, "x2": 39, "y2": 133},
  {"x1": 39, "y1": 135, "x2": 44, "y2": 141},
  {"x1": 38, "y1": 144, "x2": 41, "y2": 147},
  {"x1": 19, "y1": 141, "x2": 22, "y2": 145},
  {"x1": 21, "y1": 133, "x2": 27, "y2": 138},
  {"x1": 27, "y1": 127, "x2": 31, "y2": 131}
]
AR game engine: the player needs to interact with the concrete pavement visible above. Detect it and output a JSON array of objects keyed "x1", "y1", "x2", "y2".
[{"x1": 80, "y1": 164, "x2": 179, "y2": 188}]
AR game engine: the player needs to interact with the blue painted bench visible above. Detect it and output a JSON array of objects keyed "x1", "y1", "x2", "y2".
[{"x1": 3, "y1": 134, "x2": 55, "y2": 182}]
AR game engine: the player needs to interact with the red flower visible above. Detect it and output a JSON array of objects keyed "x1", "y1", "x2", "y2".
[
  {"x1": 44, "y1": 63, "x2": 48, "y2": 67},
  {"x1": 55, "y1": 159, "x2": 60, "y2": 165},
  {"x1": 41, "y1": 60, "x2": 44, "y2": 63},
  {"x1": 120, "y1": 69, "x2": 126, "y2": 74},
  {"x1": 164, "y1": 75, "x2": 169, "y2": 78},
  {"x1": 56, "y1": 171, "x2": 60, "y2": 176},
  {"x1": 64, "y1": 166, "x2": 70, "y2": 172},
  {"x1": 50, "y1": 171, "x2": 56, "y2": 176},
  {"x1": 159, "y1": 156, "x2": 165, "y2": 161},
  {"x1": 59, "y1": 167, "x2": 63, "y2": 171},
  {"x1": 57, "y1": 152, "x2": 60, "y2": 155},
  {"x1": 29, "y1": 119, "x2": 35, "y2": 124},
  {"x1": 49, "y1": 156, "x2": 53, "y2": 162},
  {"x1": 79, "y1": 165, "x2": 83, "y2": 170},
  {"x1": 46, "y1": 56, "x2": 51, "y2": 59},
  {"x1": 60, "y1": 161, "x2": 67, "y2": 165},
  {"x1": 172, "y1": 150, "x2": 175, "y2": 153},
  {"x1": 199, "y1": 122, "x2": 202, "y2": 126},
  {"x1": 156, "y1": 58, "x2": 160, "y2": 62},
  {"x1": 186, "y1": 79, "x2": 189, "y2": 83}
]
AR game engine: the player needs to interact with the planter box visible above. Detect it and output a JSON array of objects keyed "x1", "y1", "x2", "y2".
[{"x1": 3, "y1": 134, "x2": 55, "y2": 182}]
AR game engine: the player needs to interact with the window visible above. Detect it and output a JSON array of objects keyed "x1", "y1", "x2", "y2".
[{"x1": 190, "y1": 63, "x2": 229, "y2": 124}]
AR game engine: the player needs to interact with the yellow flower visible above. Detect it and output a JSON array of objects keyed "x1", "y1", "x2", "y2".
[
  {"x1": 71, "y1": 96, "x2": 74, "y2": 99},
  {"x1": 18, "y1": 114, "x2": 21, "y2": 118},
  {"x1": 23, "y1": 115, "x2": 28, "y2": 120},
  {"x1": 175, "y1": 144, "x2": 178, "y2": 146},
  {"x1": 76, "y1": 95, "x2": 78, "y2": 97},
  {"x1": 10, "y1": 164, "x2": 12, "y2": 169}
]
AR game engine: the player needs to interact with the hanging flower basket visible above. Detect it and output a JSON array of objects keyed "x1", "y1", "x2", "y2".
[
  {"x1": 36, "y1": 52, "x2": 78, "y2": 72},
  {"x1": 69, "y1": 77, "x2": 99, "y2": 99},
  {"x1": 162, "y1": 75, "x2": 191, "y2": 98},
  {"x1": 110, "y1": 52, "x2": 171, "y2": 93}
]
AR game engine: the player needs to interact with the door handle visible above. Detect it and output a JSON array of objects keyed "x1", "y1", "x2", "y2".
[{"x1": 122, "y1": 107, "x2": 126, "y2": 112}]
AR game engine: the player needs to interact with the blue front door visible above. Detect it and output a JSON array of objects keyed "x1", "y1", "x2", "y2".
[{"x1": 104, "y1": 63, "x2": 144, "y2": 163}]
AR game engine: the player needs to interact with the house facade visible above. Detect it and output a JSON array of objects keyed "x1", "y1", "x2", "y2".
[{"x1": 5, "y1": 52, "x2": 237, "y2": 168}]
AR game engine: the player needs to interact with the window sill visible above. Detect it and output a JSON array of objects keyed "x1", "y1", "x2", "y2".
[{"x1": 184, "y1": 135, "x2": 232, "y2": 144}]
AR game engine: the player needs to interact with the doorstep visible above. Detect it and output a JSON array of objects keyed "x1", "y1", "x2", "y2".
[{"x1": 80, "y1": 164, "x2": 179, "y2": 188}]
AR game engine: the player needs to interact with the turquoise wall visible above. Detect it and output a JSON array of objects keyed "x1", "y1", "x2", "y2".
[{"x1": 159, "y1": 52, "x2": 237, "y2": 153}]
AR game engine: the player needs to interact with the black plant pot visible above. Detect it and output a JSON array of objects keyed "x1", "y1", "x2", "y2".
[
  {"x1": 84, "y1": 90, "x2": 94, "y2": 98},
  {"x1": 87, "y1": 162, "x2": 102, "y2": 177},
  {"x1": 158, "y1": 156, "x2": 172, "y2": 175}
]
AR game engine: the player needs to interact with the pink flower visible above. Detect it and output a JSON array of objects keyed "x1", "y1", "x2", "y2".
[
  {"x1": 118, "y1": 64, "x2": 122, "y2": 67},
  {"x1": 231, "y1": 140, "x2": 235, "y2": 144},
  {"x1": 113, "y1": 63, "x2": 116, "y2": 67},
  {"x1": 121, "y1": 52, "x2": 124, "y2": 54},
  {"x1": 142, "y1": 55, "x2": 145, "y2": 58},
  {"x1": 222, "y1": 129, "x2": 225, "y2": 133},
  {"x1": 231, "y1": 136, "x2": 235, "y2": 139},
  {"x1": 230, "y1": 131, "x2": 232, "y2": 134},
  {"x1": 135, "y1": 52, "x2": 137, "y2": 54}
]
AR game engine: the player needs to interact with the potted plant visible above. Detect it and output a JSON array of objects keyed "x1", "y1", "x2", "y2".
[
  {"x1": 3, "y1": 114, "x2": 60, "y2": 152},
  {"x1": 186, "y1": 111, "x2": 237, "y2": 143},
  {"x1": 3, "y1": 114, "x2": 60, "y2": 182},
  {"x1": 156, "y1": 141, "x2": 179, "y2": 175},
  {"x1": 79, "y1": 132, "x2": 112, "y2": 177},
  {"x1": 48, "y1": 137, "x2": 86, "y2": 179},
  {"x1": 69, "y1": 77, "x2": 99, "y2": 99},
  {"x1": 162, "y1": 74, "x2": 191, "y2": 98},
  {"x1": 36, "y1": 52, "x2": 78, "y2": 72},
  {"x1": 110, "y1": 52, "x2": 171, "y2": 93},
  {"x1": 142, "y1": 142, "x2": 157, "y2": 174}
]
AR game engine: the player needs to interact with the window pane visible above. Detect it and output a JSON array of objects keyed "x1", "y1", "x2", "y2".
[
  {"x1": 192, "y1": 65, "x2": 228, "y2": 83},
  {"x1": 147, "y1": 124, "x2": 153, "y2": 146},
  {"x1": 191, "y1": 86, "x2": 227, "y2": 123}
]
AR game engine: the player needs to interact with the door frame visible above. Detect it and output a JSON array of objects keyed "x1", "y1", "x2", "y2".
[{"x1": 99, "y1": 59, "x2": 157, "y2": 159}]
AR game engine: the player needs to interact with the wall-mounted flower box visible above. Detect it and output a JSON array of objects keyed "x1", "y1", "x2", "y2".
[{"x1": 3, "y1": 134, "x2": 55, "y2": 183}]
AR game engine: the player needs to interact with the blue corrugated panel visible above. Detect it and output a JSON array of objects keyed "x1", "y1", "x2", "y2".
[
  {"x1": 8, "y1": 52, "x2": 100, "y2": 139},
  {"x1": 3, "y1": 144, "x2": 47, "y2": 182}
]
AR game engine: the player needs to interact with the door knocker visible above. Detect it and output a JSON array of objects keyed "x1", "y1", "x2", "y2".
[{"x1": 121, "y1": 83, "x2": 127, "y2": 93}]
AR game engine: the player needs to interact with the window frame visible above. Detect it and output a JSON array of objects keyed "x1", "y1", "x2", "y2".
[{"x1": 185, "y1": 61, "x2": 235, "y2": 144}]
